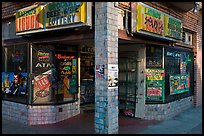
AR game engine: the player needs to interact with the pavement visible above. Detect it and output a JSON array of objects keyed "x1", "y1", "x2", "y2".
[{"x1": 2, "y1": 105, "x2": 202, "y2": 134}]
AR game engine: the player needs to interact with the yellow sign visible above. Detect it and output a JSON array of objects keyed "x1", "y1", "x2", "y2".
[
  {"x1": 137, "y1": 3, "x2": 164, "y2": 35},
  {"x1": 45, "y1": 2, "x2": 87, "y2": 28},
  {"x1": 164, "y1": 15, "x2": 183, "y2": 40},
  {"x1": 147, "y1": 75, "x2": 163, "y2": 80},
  {"x1": 16, "y1": 5, "x2": 44, "y2": 33}
]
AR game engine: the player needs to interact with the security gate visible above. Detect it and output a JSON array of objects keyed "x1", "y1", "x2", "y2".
[{"x1": 118, "y1": 52, "x2": 138, "y2": 117}]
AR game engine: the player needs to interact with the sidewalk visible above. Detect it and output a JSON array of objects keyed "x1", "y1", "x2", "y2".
[
  {"x1": 139, "y1": 105, "x2": 202, "y2": 134},
  {"x1": 2, "y1": 106, "x2": 202, "y2": 134}
]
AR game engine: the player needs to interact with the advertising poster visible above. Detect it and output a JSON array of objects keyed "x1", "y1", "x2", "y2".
[
  {"x1": 145, "y1": 68, "x2": 165, "y2": 102},
  {"x1": 169, "y1": 74, "x2": 190, "y2": 95},
  {"x1": 33, "y1": 70, "x2": 52, "y2": 103},
  {"x1": 2, "y1": 72, "x2": 27, "y2": 95},
  {"x1": 108, "y1": 64, "x2": 118, "y2": 89}
]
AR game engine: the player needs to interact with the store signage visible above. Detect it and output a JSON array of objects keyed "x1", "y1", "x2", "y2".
[
  {"x1": 166, "y1": 51, "x2": 181, "y2": 58},
  {"x1": 137, "y1": 3, "x2": 164, "y2": 35},
  {"x1": 38, "y1": 50, "x2": 50, "y2": 61},
  {"x1": 164, "y1": 16, "x2": 182, "y2": 40},
  {"x1": 35, "y1": 62, "x2": 54, "y2": 68},
  {"x1": 15, "y1": 2, "x2": 92, "y2": 35},
  {"x1": 145, "y1": 68, "x2": 165, "y2": 102},
  {"x1": 16, "y1": 5, "x2": 44, "y2": 33},
  {"x1": 136, "y1": 3, "x2": 183, "y2": 42},
  {"x1": 45, "y1": 2, "x2": 87, "y2": 28}
]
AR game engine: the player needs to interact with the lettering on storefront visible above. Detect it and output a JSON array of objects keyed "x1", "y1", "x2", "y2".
[
  {"x1": 16, "y1": 5, "x2": 44, "y2": 32},
  {"x1": 45, "y1": 2, "x2": 85, "y2": 28},
  {"x1": 38, "y1": 50, "x2": 50, "y2": 61},
  {"x1": 164, "y1": 16, "x2": 182, "y2": 40},
  {"x1": 35, "y1": 62, "x2": 55, "y2": 68},
  {"x1": 137, "y1": 4, "x2": 164, "y2": 35},
  {"x1": 55, "y1": 54, "x2": 75, "y2": 59},
  {"x1": 136, "y1": 3, "x2": 183, "y2": 42},
  {"x1": 166, "y1": 51, "x2": 181, "y2": 58}
]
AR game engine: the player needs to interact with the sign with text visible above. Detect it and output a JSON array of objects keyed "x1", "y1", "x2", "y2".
[
  {"x1": 15, "y1": 2, "x2": 92, "y2": 35},
  {"x1": 135, "y1": 3, "x2": 183, "y2": 42},
  {"x1": 16, "y1": 5, "x2": 44, "y2": 33},
  {"x1": 45, "y1": 2, "x2": 88, "y2": 28},
  {"x1": 137, "y1": 3, "x2": 164, "y2": 35},
  {"x1": 164, "y1": 16, "x2": 183, "y2": 40},
  {"x1": 145, "y1": 68, "x2": 165, "y2": 102}
]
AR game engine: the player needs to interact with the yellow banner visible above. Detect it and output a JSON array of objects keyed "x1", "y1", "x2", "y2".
[
  {"x1": 16, "y1": 5, "x2": 44, "y2": 33},
  {"x1": 45, "y1": 2, "x2": 87, "y2": 28},
  {"x1": 137, "y1": 3, "x2": 164, "y2": 35}
]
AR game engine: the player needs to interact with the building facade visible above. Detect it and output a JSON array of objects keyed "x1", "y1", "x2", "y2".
[{"x1": 2, "y1": 2, "x2": 202, "y2": 134}]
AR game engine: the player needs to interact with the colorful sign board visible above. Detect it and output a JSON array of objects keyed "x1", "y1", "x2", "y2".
[
  {"x1": 137, "y1": 3, "x2": 164, "y2": 35},
  {"x1": 169, "y1": 74, "x2": 190, "y2": 95},
  {"x1": 145, "y1": 68, "x2": 165, "y2": 102},
  {"x1": 45, "y1": 2, "x2": 87, "y2": 28},
  {"x1": 136, "y1": 3, "x2": 183, "y2": 41},
  {"x1": 16, "y1": 2, "x2": 92, "y2": 35},
  {"x1": 164, "y1": 16, "x2": 182, "y2": 40},
  {"x1": 16, "y1": 5, "x2": 44, "y2": 33}
]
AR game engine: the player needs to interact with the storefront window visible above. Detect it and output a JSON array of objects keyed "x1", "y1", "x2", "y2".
[
  {"x1": 164, "y1": 46, "x2": 194, "y2": 103},
  {"x1": 80, "y1": 45, "x2": 95, "y2": 105},
  {"x1": 2, "y1": 45, "x2": 28, "y2": 103},
  {"x1": 145, "y1": 45, "x2": 193, "y2": 103},
  {"x1": 32, "y1": 45, "x2": 78, "y2": 104},
  {"x1": 146, "y1": 45, "x2": 163, "y2": 68}
]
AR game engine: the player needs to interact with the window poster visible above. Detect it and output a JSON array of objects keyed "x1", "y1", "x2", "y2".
[
  {"x1": 145, "y1": 68, "x2": 165, "y2": 102},
  {"x1": 33, "y1": 70, "x2": 52, "y2": 103},
  {"x1": 108, "y1": 64, "x2": 118, "y2": 89},
  {"x1": 2, "y1": 72, "x2": 27, "y2": 95},
  {"x1": 169, "y1": 74, "x2": 190, "y2": 95}
]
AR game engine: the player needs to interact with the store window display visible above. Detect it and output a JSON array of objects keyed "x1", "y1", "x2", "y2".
[{"x1": 2, "y1": 45, "x2": 28, "y2": 103}]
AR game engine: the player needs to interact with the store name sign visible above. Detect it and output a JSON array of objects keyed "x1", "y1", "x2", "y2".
[
  {"x1": 164, "y1": 16, "x2": 182, "y2": 40},
  {"x1": 15, "y1": 2, "x2": 92, "y2": 35},
  {"x1": 136, "y1": 3, "x2": 183, "y2": 41},
  {"x1": 137, "y1": 3, "x2": 164, "y2": 35},
  {"x1": 45, "y1": 2, "x2": 86, "y2": 28},
  {"x1": 16, "y1": 5, "x2": 44, "y2": 33}
]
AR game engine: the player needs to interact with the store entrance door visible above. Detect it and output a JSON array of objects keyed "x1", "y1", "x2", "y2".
[{"x1": 118, "y1": 52, "x2": 139, "y2": 117}]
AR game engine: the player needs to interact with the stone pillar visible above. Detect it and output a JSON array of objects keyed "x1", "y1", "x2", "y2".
[{"x1": 94, "y1": 2, "x2": 119, "y2": 134}]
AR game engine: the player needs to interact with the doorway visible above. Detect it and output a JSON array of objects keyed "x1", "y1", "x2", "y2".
[
  {"x1": 118, "y1": 44, "x2": 146, "y2": 118},
  {"x1": 119, "y1": 55, "x2": 138, "y2": 117}
]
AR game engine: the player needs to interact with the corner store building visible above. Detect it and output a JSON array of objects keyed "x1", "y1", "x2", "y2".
[{"x1": 2, "y1": 2, "x2": 202, "y2": 134}]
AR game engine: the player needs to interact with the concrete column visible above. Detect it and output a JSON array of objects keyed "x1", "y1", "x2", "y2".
[{"x1": 94, "y1": 2, "x2": 119, "y2": 134}]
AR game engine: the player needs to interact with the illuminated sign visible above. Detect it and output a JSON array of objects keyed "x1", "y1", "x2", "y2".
[
  {"x1": 45, "y1": 2, "x2": 87, "y2": 28},
  {"x1": 164, "y1": 16, "x2": 183, "y2": 40},
  {"x1": 137, "y1": 3, "x2": 164, "y2": 35},
  {"x1": 16, "y1": 5, "x2": 44, "y2": 33}
]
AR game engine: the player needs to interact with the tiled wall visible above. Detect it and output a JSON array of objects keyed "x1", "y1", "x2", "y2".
[
  {"x1": 144, "y1": 96, "x2": 193, "y2": 120},
  {"x1": 2, "y1": 100, "x2": 80, "y2": 125}
]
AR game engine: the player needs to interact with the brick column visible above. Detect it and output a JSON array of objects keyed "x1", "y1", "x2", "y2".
[{"x1": 94, "y1": 2, "x2": 119, "y2": 134}]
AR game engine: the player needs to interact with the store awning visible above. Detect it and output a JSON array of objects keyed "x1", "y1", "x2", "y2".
[{"x1": 167, "y1": 2, "x2": 195, "y2": 12}]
